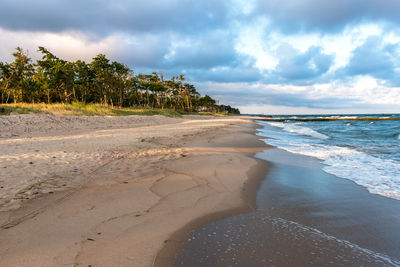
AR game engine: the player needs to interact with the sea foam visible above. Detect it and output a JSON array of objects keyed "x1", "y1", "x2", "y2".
[
  {"x1": 267, "y1": 122, "x2": 329, "y2": 140},
  {"x1": 258, "y1": 121, "x2": 400, "y2": 201}
]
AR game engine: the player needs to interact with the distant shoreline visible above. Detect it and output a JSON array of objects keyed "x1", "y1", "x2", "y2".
[{"x1": 254, "y1": 113, "x2": 400, "y2": 122}]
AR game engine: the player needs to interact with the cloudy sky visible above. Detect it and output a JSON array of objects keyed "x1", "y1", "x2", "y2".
[{"x1": 1, "y1": 0, "x2": 400, "y2": 114}]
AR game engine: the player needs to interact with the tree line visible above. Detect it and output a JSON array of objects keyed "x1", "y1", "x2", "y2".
[{"x1": 0, "y1": 47, "x2": 240, "y2": 114}]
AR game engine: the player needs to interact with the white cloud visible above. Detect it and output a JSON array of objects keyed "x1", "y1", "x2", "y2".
[
  {"x1": 234, "y1": 17, "x2": 278, "y2": 71},
  {"x1": 239, "y1": 104, "x2": 337, "y2": 115},
  {"x1": 198, "y1": 75, "x2": 400, "y2": 114},
  {"x1": 231, "y1": 0, "x2": 256, "y2": 15},
  {"x1": 320, "y1": 23, "x2": 383, "y2": 71},
  {"x1": 234, "y1": 20, "x2": 399, "y2": 75},
  {"x1": 239, "y1": 103, "x2": 400, "y2": 115}
]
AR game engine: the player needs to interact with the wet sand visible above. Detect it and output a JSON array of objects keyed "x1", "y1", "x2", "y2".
[{"x1": 175, "y1": 148, "x2": 400, "y2": 266}]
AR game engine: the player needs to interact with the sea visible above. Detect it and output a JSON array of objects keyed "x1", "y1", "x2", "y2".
[{"x1": 256, "y1": 114, "x2": 400, "y2": 201}]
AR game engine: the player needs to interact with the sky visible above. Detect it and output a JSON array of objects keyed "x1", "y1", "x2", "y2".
[{"x1": 1, "y1": 0, "x2": 400, "y2": 114}]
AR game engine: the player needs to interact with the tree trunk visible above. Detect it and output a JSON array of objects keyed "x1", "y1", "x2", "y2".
[{"x1": 19, "y1": 88, "x2": 23, "y2": 103}]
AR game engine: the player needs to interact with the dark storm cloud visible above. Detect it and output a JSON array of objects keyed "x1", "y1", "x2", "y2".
[
  {"x1": 0, "y1": 0, "x2": 238, "y2": 76},
  {"x1": 344, "y1": 37, "x2": 397, "y2": 80},
  {"x1": 5, "y1": 0, "x2": 400, "y2": 36},
  {"x1": 134, "y1": 58, "x2": 263, "y2": 84},
  {"x1": 190, "y1": 65, "x2": 263, "y2": 83},
  {"x1": 0, "y1": 0, "x2": 229, "y2": 35},
  {"x1": 160, "y1": 31, "x2": 237, "y2": 69},
  {"x1": 255, "y1": 0, "x2": 400, "y2": 33},
  {"x1": 273, "y1": 45, "x2": 334, "y2": 81},
  {"x1": 110, "y1": 33, "x2": 171, "y2": 68},
  {"x1": 107, "y1": 30, "x2": 239, "y2": 73}
]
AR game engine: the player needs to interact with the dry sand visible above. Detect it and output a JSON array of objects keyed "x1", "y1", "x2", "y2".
[{"x1": 0, "y1": 114, "x2": 268, "y2": 266}]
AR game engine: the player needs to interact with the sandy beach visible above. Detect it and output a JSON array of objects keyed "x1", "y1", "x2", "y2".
[{"x1": 0, "y1": 114, "x2": 268, "y2": 266}]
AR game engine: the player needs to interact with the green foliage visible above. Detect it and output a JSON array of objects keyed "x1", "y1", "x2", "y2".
[{"x1": 0, "y1": 47, "x2": 240, "y2": 114}]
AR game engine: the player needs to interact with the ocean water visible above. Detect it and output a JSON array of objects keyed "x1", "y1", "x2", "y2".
[{"x1": 256, "y1": 114, "x2": 400, "y2": 200}]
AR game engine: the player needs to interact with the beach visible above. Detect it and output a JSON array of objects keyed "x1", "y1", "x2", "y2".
[
  {"x1": 175, "y1": 118, "x2": 400, "y2": 266},
  {"x1": 0, "y1": 114, "x2": 268, "y2": 266},
  {"x1": 2, "y1": 114, "x2": 399, "y2": 267},
  {"x1": 2, "y1": 0, "x2": 400, "y2": 265}
]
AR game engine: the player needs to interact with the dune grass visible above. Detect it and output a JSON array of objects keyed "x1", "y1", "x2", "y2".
[
  {"x1": 0, "y1": 102, "x2": 184, "y2": 117},
  {"x1": 0, "y1": 102, "x2": 231, "y2": 117}
]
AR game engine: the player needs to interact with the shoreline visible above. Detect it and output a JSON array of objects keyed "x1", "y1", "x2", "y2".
[
  {"x1": 0, "y1": 114, "x2": 270, "y2": 266},
  {"x1": 174, "y1": 145, "x2": 400, "y2": 266},
  {"x1": 256, "y1": 148, "x2": 400, "y2": 262},
  {"x1": 153, "y1": 133, "x2": 270, "y2": 266}
]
